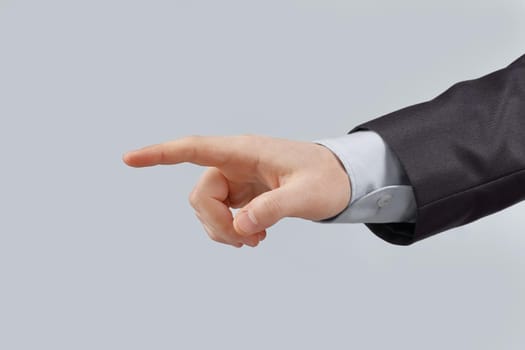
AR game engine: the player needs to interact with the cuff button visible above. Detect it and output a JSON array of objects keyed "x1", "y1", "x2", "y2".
[{"x1": 377, "y1": 194, "x2": 392, "y2": 208}]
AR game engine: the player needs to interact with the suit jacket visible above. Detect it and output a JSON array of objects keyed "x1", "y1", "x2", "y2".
[{"x1": 349, "y1": 53, "x2": 525, "y2": 245}]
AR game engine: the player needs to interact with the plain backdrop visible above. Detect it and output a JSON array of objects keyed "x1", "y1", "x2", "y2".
[{"x1": 1, "y1": 1, "x2": 525, "y2": 349}]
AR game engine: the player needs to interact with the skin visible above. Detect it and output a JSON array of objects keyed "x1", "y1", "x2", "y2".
[{"x1": 123, "y1": 134, "x2": 351, "y2": 248}]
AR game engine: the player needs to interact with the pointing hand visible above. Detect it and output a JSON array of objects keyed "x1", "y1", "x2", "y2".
[{"x1": 123, "y1": 135, "x2": 351, "y2": 248}]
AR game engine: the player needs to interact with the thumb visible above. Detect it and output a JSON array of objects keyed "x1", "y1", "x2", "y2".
[{"x1": 233, "y1": 183, "x2": 303, "y2": 236}]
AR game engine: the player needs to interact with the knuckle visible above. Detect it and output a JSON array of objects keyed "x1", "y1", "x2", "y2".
[
  {"x1": 157, "y1": 144, "x2": 168, "y2": 164},
  {"x1": 207, "y1": 231, "x2": 221, "y2": 242},
  {"x1": 194, "y1": 211, "x2": 204, "y2": 223},
  {"x1": 208, "y1": 218, "x2": 231, "y2": 236},
  {"x1": 202, "y1": 224, "x2": 220, "y2": 242},
  {"x1": 188, "y1": 188, "x2": 201, "y2": 208},
  {"x1": 184, "y1": 135, "x2": 201, "y2": 160},
  {"x1": 202, "y1": 223, "x2": 230, "y2": 245}
]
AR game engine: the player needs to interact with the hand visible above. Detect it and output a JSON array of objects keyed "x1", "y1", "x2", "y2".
[{"x1": 123, "y1": 134, "x2": 351, "y2": 248}]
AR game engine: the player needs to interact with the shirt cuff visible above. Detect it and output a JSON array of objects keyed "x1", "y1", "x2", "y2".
[{"x1": 313, "y1": 130, "x2": 416, "y2": 223}]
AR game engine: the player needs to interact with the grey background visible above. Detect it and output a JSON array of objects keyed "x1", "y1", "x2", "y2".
[{"x1": 1, "y1": 0, "x2": 524, "y2": 349}]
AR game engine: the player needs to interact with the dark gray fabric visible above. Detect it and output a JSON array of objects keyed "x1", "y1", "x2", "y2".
[{"x1": 351, "y1": 54, "x2": 525, "y2": 245}]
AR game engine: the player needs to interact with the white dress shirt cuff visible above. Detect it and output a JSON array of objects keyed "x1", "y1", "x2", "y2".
[{"x1": 313, "y1": 130, "x2": 417, "y2": 223}]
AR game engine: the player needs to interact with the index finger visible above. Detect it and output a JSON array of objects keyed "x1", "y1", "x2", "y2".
[{"x1": 123, "y1": 135, "x2": 241, "y2": 167}]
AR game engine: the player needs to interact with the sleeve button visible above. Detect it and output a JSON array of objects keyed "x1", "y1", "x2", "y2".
[{"x1": 377, "y1": 194, "x2": 392, "y2": 208}]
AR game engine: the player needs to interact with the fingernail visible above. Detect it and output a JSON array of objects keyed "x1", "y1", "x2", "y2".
[{"x1": 236, "y1": 209, "x2": 260, "y2": 235}]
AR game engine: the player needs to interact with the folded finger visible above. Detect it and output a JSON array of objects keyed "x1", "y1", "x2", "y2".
[{"x1": 190, "y1": 168, "x2": 261, "y2": 247}]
